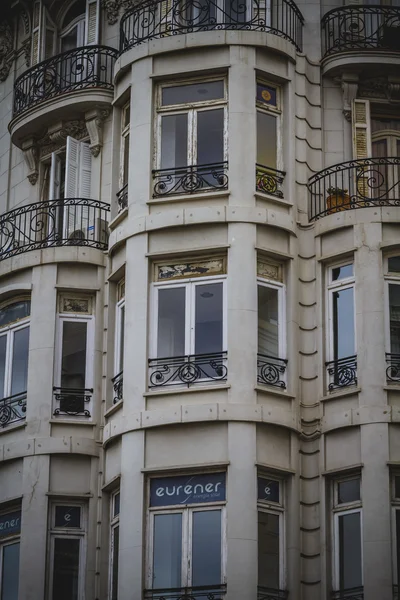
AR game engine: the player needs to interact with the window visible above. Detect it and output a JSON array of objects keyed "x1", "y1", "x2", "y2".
[
  {"x1": 332, "y1": 476, "x2": 363, "y2": 595},
  {"x1": 326, "y1": 262, "x2": 357, "y2": 391},
  {"x1": 257, "y1": 475, "x2": 285, "y2": 594},
  {"x1": 154, "y1": 79, "x2": 228, "y2": 196},
  {"x1": 0, "y1": 299, "x2": 30, "y2": 427},
  {"x1": 0, "y1": 508, "x2": 21, "y2": 600},
  {"x1": 256, "y1": 81, "x2": 283, "y2": 197},
  {"x1": 385, "y1": 255, "x2": 400, "y2": 383},
  {"x1": 149, "y1": 258, "x2": 227, "y2": 387},
  {"x1": 392, "y1": 475, "x2": 400, "y2": 590},
  {"x1": 147, "y1": 473, "x2": 226, "y2": 596},
  {"x1": 118, "y1": 102, "x2": 130, "y2": 211},
  {"x1": 112, "y1": 280, "x2": 125, "y2": 403},
  {"x1": 54, "y1": 295, "x2": 94, "y2": 417},
  {"x1": 109, "y1": 491, "x2": 120, "y2": 600},
  {"x1": 48, "y1": 503, "x2": 86, "y2": 600}
]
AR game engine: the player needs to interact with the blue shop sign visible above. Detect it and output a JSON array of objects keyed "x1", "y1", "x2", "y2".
[
  {"x1": 0, "y1": 511, "x2": 21, "y2": 538},
  {"x1": 257, "y1": 477, "x2": 280, "y2": 503},
  {"x1": 150, "y1": 472, "x2": 226, "y2": 507}
]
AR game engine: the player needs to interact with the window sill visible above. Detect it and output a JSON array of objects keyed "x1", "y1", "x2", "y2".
[
  {"x1": 144, "y1": 383, "x2": 231, "y2": 397},
  {"x1": 147, "y1": 189, "x2": 229, "y2": 205},
  {"x1": 254, "y1": 191, "x2": 293, "y2": 208},
  {"x1": 109, "y1": 207, "x2": 128, "y2": 231},
  {"x1": 255, "y1": 384, "x2": 295, "y2": 399},
  {"x1": 0, "y1": 421, "x2": 26, "y2": 435},
  {"x1": 384, "y1": 385, "x2": 400, "y2": 392},
  {"x1": 49, "y1": 419, "x2": 97, "y2": 426},
  {"x1": 320, "y1": 386, "x2": 361, "y2": 402},
  {"x1": 104, "y1": 400, "x2": 123, "y2": 419}
]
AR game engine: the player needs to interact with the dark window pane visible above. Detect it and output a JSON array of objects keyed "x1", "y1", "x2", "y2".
[
  {"x1": 389, "y1": 284, "x2": 400, "y2": 354},
  {"x1": 1, "y1": 542, "x2": 20, "y2": 600},
  {"x1": 258, "y1": 511, "x2": 280, "y2": 589},
  {"x1": 0, "y1": 301, "x2": 30, "y2": 328},
  {"x1": 52, "y1": 538, "x2": 80, "y2": 600},
  {"x1": 111, "y1": 525, "x2": 119, "y2": 600},
  {"x1": 389, "y1": 256, "x2": 400, "y2": 273},
  {"x1": 395, "y1": 476, "x2": 400, "y2": 499},
  {"x1": 0, "y1": 335, "x2": 6, "y2": 399},
  {"x1": 11, "y1": 327, "x2": 29, "y2": 396},
  {"x1": 257, "y1": 83, "x2": 277, "y2": 107},
  {"x1": 197, "y1": 109, "x2": 224, "y2": 165},
  {"x1": 337, "y1": 479, "x2": 360, "y2": 504},
  {"x1": 55, "y1": 506, "x2": 81, "y2": 528},
  {"x1": 396, "y1": 510, "x2": 400, "y2": 586},
  {"x1": 162, "y1": 81, "x2": 224, "y2": 106},
  {"x1": 333, "y1": 287, "x2": 355, "y2": 360},
  {"x1": 153, "y1": 513, "x2": 182, "y2": 589},
  {"x1": 113, "y1": 493, "x2": 120, "y2": 517},
  {"x1": 161, "y1": 114, "x2": 188, "y2": 169},
  {"x1": 118, "y1": 305, "x2": 125, "y2": 372},
  {"x1": 257, "y1": 111, "x2": 277, "y2": 170},
  {"x1": 258, "y1": 286, "x2": 279, "y2": 357},
  {"x1": 61, "y1": 321, "x2": 87, "y2": 389},
  {"x1": 257, "y1": 478, "x2": 280, "y2": 503},
  {"x1": 192, "y1": 510, "x2": 221, "y2": 587},
  {"x1": 339, "y1": 512, "x2": 362, "y2": 590},
  {"x1": 195, "y1": 283, "x2": 223, "y2": 355},
  {"x1": 332, "y1": 264, "x2": 353, "y2": 281},
  {"x1": 157, "y1": 287, "x2": 186, "y2": 358}
]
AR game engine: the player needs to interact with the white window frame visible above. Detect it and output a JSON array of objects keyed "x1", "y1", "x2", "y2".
[
  {"x1": 384, "y1": 256, "x2": 400, "y2": 355},
  {"x1": 257, "y1": 278, "x2": 286, "y2": 360},
  {"x1": 150, "y1": 275, "x2": 227, "y2": 358},
  {"x1": 331, "y1": 476, "x2": 363, "y2": 593},
  {"x1": 54, "y1": 313, "x2": 95, "y2": 393},
  {"x1": 257, "y1": 475, "x2": 285, "y2": 591},
  {"x1": 114, "y1": 298, "x2": 125, "y2": 376},
  {"x1": 119, "y1": 101, "x2": 130, "y2": 190},
  {"x1": 147, "y1": 499, "x2": 227, "y2": 590},
  {"x1": 0, "y1": 318, "x2": 30, "y2": 400},
  {"x1": 47, "y1": 502, "x2": 86, "y2": 600},
  {"x1": 155, "y1": 78, "x2": 228, "y2": 170},
  {"x1": 0, "y1": 529, "x2": 20, "y2": 599},
  {"x1": 256, "y1": 80, "x2": 283, "y2": 173},
  {"x1": 326, "y1": 261, "x2": 356, "y2": 363},
  {"x1": 109, "y1": 490, "x2": 120, "y2": 600}
]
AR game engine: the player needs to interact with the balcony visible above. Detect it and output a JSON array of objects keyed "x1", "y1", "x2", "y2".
[
  {"x1": 120, "y1": 0, "x2": 304, "y2": 54},
  {"x1": 331, "y1": 588, "x2": 364, "y2": 600},
  {"x1": 0, "y1": 198, "x2": 110, "y2": 262},
  {"x1": 0, "y1": 392, "x2": 27, "y2": 428},
  {"x1": 257, "y1": 354, "x2": 288, "y2": 389},
  {"x1": 152, "y1": 163, "x2": 229, "y2": 198},
  {"x1": 326, "y1": 355, "x2": 357, "y2": 392},
  {"x1": 386, "y1": 353, "x2": 400, "y2": 383},
  {"x1": 148, "y1": 352, "x2": 228, "y2": 388},
  {"x1": 144, "y1": 585, "x2": 227, "y2": 599},
  {"x1": 256, "y1": 164, "x2": 285, "y2": 198},
  {"x1": 322, "y1": 5, "x2": 400, "y2": 59},
  {"x1": 117, "y1": 184, "x2": 128, "y2": 212},
  {"x1": 53, "y1": 387, "x2": 93, "y2": 418},
  {"x1": 308, "y1": 158, "x2": 400, "y2": 220},
  {"x1": 111, "y1": 371, "x2": 123, "y2": 404},
  {"x1": 258, "y1": 588, "x2": 288, "y2": 600}
]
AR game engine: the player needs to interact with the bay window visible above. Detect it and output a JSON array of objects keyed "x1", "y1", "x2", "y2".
[
  {"x1": 0, "y1": 508, "x2": 21, "y2": 600},
  {"x1": 147, "y1": 473, "x2": 226, "y2": 598},
  {"x1": 154, "y1": 79, "x2": 228, "y2": 197},
  {"x1": 0, "y1": 299, "x2": 30, "y2": 428},
  {"x1": 256, "y1": 81, "x2": 284, "y2": 198}
]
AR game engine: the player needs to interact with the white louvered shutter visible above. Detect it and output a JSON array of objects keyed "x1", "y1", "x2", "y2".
[
  {"x1": 78, "y1": 143, "x2": 92, "y2": 236},
  {"x1": 159, "y1": 0, "x2": 173, "y2": 34},
  {"x1": 352, "y1": 99, "x2": 372, "y2": 197},
  {"x1": 85, "y1": 0, "x2": 100, "y2": 44},
  {"x1": 49, "y1": 153, "x2": 61, "y2": 200},
  {"x1": 64, "y1": 137, "x2": 81, "y2": 238},
  {"x1": 31, "y1": 0, "x2": 43, "y2": 65}
]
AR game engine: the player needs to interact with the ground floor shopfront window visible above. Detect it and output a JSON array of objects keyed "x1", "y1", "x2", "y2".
[{"x1": 0, "y1": 508, "x2": 21, "y2": 600}]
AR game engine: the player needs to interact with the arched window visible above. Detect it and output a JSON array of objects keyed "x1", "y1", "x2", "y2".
[
  {"x1": 60, "y1": 0, "x2": 86, "y2": 51},
  {"x1": 0, "y1": 299, "x2": 30, "y2": 403}
]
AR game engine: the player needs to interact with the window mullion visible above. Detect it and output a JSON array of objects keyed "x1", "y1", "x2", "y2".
[
  {"x1": 185, "y1": 509, "x2": 192, "y2": 588},
  {"x1": 5, "y1": 330, "x2": 13, "y2": 397},
  {"x1": 189, "y1": 110, "x2": 196, "y2": 167},
  {"x1": 187, "y1": 284, "x2": 194, "y2": 357}
]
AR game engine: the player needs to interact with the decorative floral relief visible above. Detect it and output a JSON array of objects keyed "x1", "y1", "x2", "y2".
[
  {"x1": 156, "y1": 258, "x2": 225, "y2": 281},
  {"x1": 257, "y1": 260, "x2": 282, "y2": 282},
  {"x1": 101, "y1": 0, "x2": 134, "y2": 25},
  {"x1": 60, "y1": 296, "x2": 92, "y2": 314},
  {"x1": 0, "y1": 21, "x2": 14, "y2": 83}
]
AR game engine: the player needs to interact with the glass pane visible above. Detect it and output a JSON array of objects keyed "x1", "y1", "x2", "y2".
[
  {"x1": 119, "y1": 305, "x2": 125, "y2": 372},
  {"x1": 257, "y1": 83, "x2": 277, "y2": 108},
  {"x1": 332, "y1": 264, "x2": 353, "y2": 281},
  {"x1": 192, "y1": 510, "x2": 221, "y2": 587},
  {"x1": 162, "y1": 81, "x2": 224, "y2": 106},
  {"x1": 111, "y1": 525, "x2": 119, "y2": 600},
  {"x1": 113, "y1": 492, "x2": 120, "y2": 517},
  {"x1": 338, "y1": 512, "x2": 362, "y2": 590},
  {"x1": 0, "y1": 301, "x2": 30, "y2": 328},
  {"x1": 157, "y1": 288, "x2": 186, "y2": 358},
  {"x1": 224, "y1": 0, "x2": 248, "y2": 22},
  {"x1": 0, "y1": 335, "x2": 6, "y2": 399},
  {"x1": 61, "y1": 321, "x2": 87, "y2": 389},
  {"x1": 153, "y1": 513, "x2": 182, "y2": 589},
  {"x1": 389, "y1": 284, "x2": 400, "y2": 354},
  {"x1": 333, "y1": 287, "x2": 355, "y2": 360},
  {"x1": 161, "y1": 114, "x2": 188, "y2": 169},
  {"x1": 61, "y1": 26, "x2": 78, "y2": 53},
  {"x1": 1, "y1": 542, "x2": 20, "y2": 600},
  {"x1": 258, "y1": 511, "x2": 280, "y2": 589},
  {"x1": 123, "y1": 133, "x2": 130, "y2": 186},
  {"x1": 52, "y1": 538, "x2": 80, "y2": 600},
  {"x1": 11, "y1": 327, "x2": 30, "y2": 396},
  {"x1": 258, "y1": 286, "x2": 279, "y2": 357},
  {"x1": 396, "y1": 510, "x2": 400, "y2": 586},
  {"x1": 389, "y1": 256, "x2": 400, "y2": 273},
  {"x1": 257, "y1": 111, "x2": 277, "y2": 170},
  {"x1": 337, "y1": 479, "x2": 360, "y2": 504},
  {"x1": 55, "y1": 506, "x2": 81, "y2": 528},
  {"x1": 197, "y1": 109, "x2": 224, "y2": 165},
  {"x1": 195, "y1": 283, "x2": 223, "y2": 355},
  {"x1": 395, "y1": 476, "x2": 400, "y2": 499}
]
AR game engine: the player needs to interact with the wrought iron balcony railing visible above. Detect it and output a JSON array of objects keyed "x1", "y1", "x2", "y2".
[
  {"x1": 148, "y1": 352, "x2": 228, "y2": 388},
  {"x1": 120, "y1": 0, "x2": 304, "y2": 53},
  {"x1": 322, "y1": 5, "x2": 400, "y2": 58},
  {"x1": 256, "y1": 164, "x2": 285, "y2": 198},
  {"x1": 53, "y1": 387, "x2": 93, "y2": 417},
  {"x1": 111, "y1": 371, "x2": 123, "y2": 404},
  {"x1": 386, "y1": 353, "x2": 400, "y2": 383},
  {"x1": 153, "y1": 162, "x2": 229, "y2": 197},
  {"x1": 0, "y1": 392, "x2": 27, "y2": 428},
  {"x1": 331, "y1": 587, "x2": 364, "y2": 600},
  {"x1": 144, "y1": 584, "x2": 227, "y2": 599},
  {"x1": 13, "y1": 45, "x2": 118, "y2": 116},
  {"x1": 0, "y1": 198, "x2": 110, "y2": 261},
  {"x1": 258, "y1": 587, "x2": 288, "y2": 600},
  {"x1": 308, "y1": 157, "x2": 400, "y2": 220},
  {"x1": 257, "y1": 354, "x2": 288, "y2": 389},
  {"x1": 326, "y1": 355, "x2": 357, "y2": 392},
  {"x1": 117, "y1": 184, "x2": 128, "y2": 212}
]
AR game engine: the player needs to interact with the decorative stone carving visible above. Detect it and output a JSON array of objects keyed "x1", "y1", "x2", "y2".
[
  {"x1": 59, "y1": 295, "x2": 92, "y2": 314},
  {"x1": 0, "y1": 21, "x2": 14, "y2": 83},
  {"x1": 156, "y1": 258, "x2": 225, "y2": 281},
  {"x1": 358, "y1": 76, "x2": 400, "y2": 103},
  {"x1": 21, "y1": 138, "x2": 38, "y2": 185},
  {"x1": 37, "y1": 120, "x2": 87, "y2": 158},
  {"x1": 85, "y1": 108, "x2": 110, "y2": 156},
  {"x1": 257, "y1": 260, "x2": 282, "y2": 282},
  {"x1": 21, "y1": 37, "x2": 31, "y2": 67},
  {"x1": 101, "y1": 0, "x2": 134, "y2": 24},
  {"x1": 341, "y1": 75, "x2": 359, "y2": 122}
]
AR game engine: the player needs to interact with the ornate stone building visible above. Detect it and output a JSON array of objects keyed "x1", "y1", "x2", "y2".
[{"x1": 0, "y1": 0, "x2": 400, "y2": 599}]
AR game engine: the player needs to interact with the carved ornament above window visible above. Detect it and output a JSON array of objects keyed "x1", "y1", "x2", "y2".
[
  {"x1": 0, "y1": 21, "x2": 14, "y2": 82},
  {"x1": 155, "y1": 257, "x2": 226, "y2": 281}
]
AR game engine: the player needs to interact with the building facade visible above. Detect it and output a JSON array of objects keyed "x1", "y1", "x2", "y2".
[{"x1": 0, "y1": 0, "x2": 400, "y2": 599}]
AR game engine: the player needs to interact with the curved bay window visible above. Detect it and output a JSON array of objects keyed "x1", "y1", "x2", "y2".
[{"x1": 0, "y1": 298, "x2": 30, "y2": 428}]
